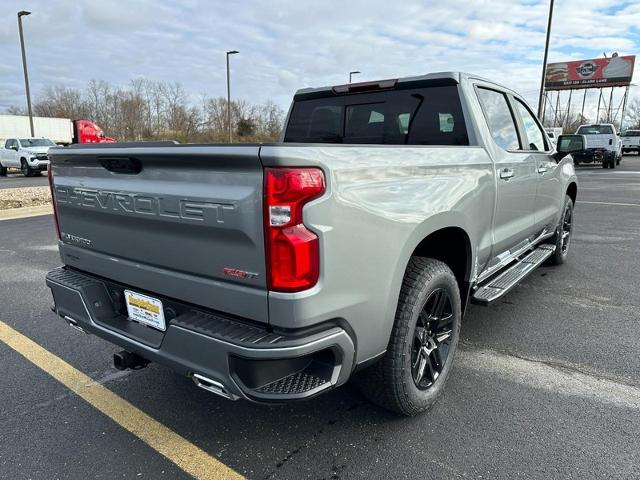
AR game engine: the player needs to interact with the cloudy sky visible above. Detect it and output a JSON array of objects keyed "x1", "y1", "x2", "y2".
[{"x1": 1, "y1": 0, "x2": 639, "y2": 118}]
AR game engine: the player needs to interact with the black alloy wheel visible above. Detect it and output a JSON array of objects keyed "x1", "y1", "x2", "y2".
[
  {"x1": 560, "y1": 200, "x2": 573, "y2": 255},
  {"x1": 411, "y1": 288, "x2": 453, "y2": 389}
]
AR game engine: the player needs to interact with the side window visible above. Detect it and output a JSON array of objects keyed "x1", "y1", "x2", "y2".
[
  {"x1": 4, "y1": 140, "x2": 10, "y2": 149},
  {"x1": 476, "y1": 87, "x2": 520, "y2": 151},
  {"x1": 513, "y1": 99, "x2": 547, "y2": 151}
]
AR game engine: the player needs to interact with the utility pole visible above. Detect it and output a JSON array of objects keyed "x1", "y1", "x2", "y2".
[
  {"x1": 17, "y1": 10, "x2": 34, "y2": 137},
  {"x1": 619, "y1": 85, "x2": 630, "y2": 132},
  {"x1": 537, "y1": 0, "x2": 554, "y2": 118},
  {"x1": 607, "y1": 87, "x2": 614, "y2": 123},
  {"x1": 226, "y1": 50, "x2": 239, "y2": 143},
  {"x1": 580, "y1": 89, "x2": 587, "y2": 122},
  {"x1": 563, "y1": 89, "x2": 573, "y2": 130}
]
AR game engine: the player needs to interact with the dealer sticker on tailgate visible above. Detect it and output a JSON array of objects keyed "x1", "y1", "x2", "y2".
[{"x1": 124, "y1": 290, "x2": 166, "y2": 331}]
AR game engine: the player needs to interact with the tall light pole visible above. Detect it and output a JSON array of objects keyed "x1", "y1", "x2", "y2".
[
  {"x1": 349, "y1": 71, "x2": 360, "y2": 83},
  {"x1": 18, "y1": 10, "x2": 34, "y2": 137},
  {"x1": 226, "y1": 50, "x2": 239, "y2": 143},
  {"x1": 537, "y1": 0, "x2": 554, "y2": 119}
]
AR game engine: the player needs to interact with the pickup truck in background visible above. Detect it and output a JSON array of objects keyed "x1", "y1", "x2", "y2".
[
  {"x1": 0, "y1": 115, "x2": 116, "y2": 146},
  {"x1": 621, "y1": 129, "x2": 640, "y2": 155},
  {"x1": 573, "y1": 123, "x2": 621, "y2": 168},
  {"x1": 0, "y1": 137, "x2": 56, "y2": 176},
  {"x1": 0, "y1": 118, "x2": 116, "y2": 177},
  {"x1": 46, "y1": 72, "x2": 582, "y2": 416}
]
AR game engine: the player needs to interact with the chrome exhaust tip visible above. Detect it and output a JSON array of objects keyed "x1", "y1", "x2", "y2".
[
  {"x1": 64, "y1": 315, "x2": 86, "y2": 334},
  {"x1": 191, "y1": 373, "x2": 240, "y2": 401}
]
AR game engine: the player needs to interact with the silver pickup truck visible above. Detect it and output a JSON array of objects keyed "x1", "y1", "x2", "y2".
[{"x1": 46, "y1": 72, "x2": 583, "y2": 416}]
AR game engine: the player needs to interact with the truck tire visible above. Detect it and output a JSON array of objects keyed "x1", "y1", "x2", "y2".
[
  {"x1": 546, "y1": 195, "x2": 573, "y2": 266},
  {"x1": 0, "y1": 162, "x2": 6, "y2": 176},
  {"x1": 20, "y1": 159, "x2": 32, "y2": 177},
  {"x1": 357, "y1": 258, "x2": 461, "y2": 416}
]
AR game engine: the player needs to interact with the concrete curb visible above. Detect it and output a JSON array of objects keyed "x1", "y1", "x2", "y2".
[{"x1": 0, "y1": 205, "x2": 53, "y2": 221}]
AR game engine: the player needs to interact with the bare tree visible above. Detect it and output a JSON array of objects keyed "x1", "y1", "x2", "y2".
[
  {"x1": 33, "y1": 85, "x2": 88, "y2": 119},
  {"x1": 623, "y1": 99, "x2": 640, "y2": 131},
  {"x1": 21, "y1": 78, "x2": 284, "y2": 143}
]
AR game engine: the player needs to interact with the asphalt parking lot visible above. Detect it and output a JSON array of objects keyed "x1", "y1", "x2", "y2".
[
  {"x1": 1, "y1": 156, "x2": 639, "y2": 480},
  {"x1": 0, "y1": 172, "x2": 48, "y2": 189}
]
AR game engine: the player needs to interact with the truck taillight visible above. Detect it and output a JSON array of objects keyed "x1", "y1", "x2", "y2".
[
  {"x1": 264, "y1": 167, "x2": 325, "y2": 292},
  {"x1": 47, "y1": 166, "x2": 60, "y2": 239}
]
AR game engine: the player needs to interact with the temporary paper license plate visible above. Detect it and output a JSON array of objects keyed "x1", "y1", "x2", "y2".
[{"x1": 124, "y1": 290, "x2": 166, "y2": 331}]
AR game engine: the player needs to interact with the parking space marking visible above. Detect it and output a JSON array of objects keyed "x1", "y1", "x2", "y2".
[
  {"x1": 0, "y1": 320, "x2": 244, "y2": 480},
  {"x1": 460, "y1": 348, "x2": 640, "y2": 410},
  {"x1": 577, "y1": 200, "x2": 640, "y2": 207}
]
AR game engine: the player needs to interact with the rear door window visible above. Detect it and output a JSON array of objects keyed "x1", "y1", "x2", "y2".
[
  {"x1": 284, "y1": 85, "x2": 469, "y2": 146},
  {"x1": 476, "y1": 87, "x2": 520, "y2": 151},
  {"x1": 513, "y1": 99, "x2": 548, "y2": 151}
]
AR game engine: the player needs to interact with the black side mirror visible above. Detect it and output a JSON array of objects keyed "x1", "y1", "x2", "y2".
[
  {"x1": 10, "y1": 145, "x2": 18, "y2": 151},
  {"x1": 554, "y1": 134, "x2": 585, "y2": 162}
]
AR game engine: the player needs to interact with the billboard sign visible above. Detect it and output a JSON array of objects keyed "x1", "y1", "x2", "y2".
[{"x1": 545, "y1": 55, "x2": 635, "y2": 90}]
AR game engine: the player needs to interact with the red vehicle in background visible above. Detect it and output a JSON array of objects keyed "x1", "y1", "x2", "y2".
[{"x1": 73, "y1": 119, "x2": 116, "y2": 144}]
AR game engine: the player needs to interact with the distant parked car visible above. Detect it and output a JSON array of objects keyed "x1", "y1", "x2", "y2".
[
  {"x1": 545, "y1": 127, "x2": 563, "y2": 147},
  {"x1": 573, "y1": 123, "x2": 621, "y2": 168},
  {"x1": 621, "y1": 129, "x2": 640, "y2": 155},
  {"x1": 0, "y1": 137, "x2": 56, "y2": 177}
]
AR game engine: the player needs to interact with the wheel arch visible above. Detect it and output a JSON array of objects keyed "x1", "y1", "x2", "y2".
[
  {"x1": 389, "y1": 215, "x2": 475, "y2": 323},
  {"x1": 567, "y1": 181, "x2": 577, "y2": 205}
]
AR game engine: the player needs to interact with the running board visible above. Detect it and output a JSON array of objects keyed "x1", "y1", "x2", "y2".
[{"x1": 472, "y1": 244, "x2": 555, "y2": 305}]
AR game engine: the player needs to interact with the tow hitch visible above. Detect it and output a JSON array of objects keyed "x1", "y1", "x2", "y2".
[{"x1": 113, "y1": 350, "x2": 149, "y2": 370}]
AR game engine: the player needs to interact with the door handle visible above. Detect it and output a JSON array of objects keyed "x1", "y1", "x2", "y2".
[
  {"x1": 537, "y1": 166, "x2": 548, "y2": 174},
  {"x1": 499, "y1": 167, "x2": 515, "y2": 180}
]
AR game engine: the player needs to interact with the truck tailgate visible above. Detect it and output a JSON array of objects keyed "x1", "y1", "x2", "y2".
[
  {"x1": 49, "y1": 144, "x2": 268, "y2": 323},
  {"x1": 583, "y1": 134, "x2": 610, "y2": 149}
]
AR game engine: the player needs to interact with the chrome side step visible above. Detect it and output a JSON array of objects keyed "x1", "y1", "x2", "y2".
[{"x1": 472, "y1": 244, "x2": 555, "y2": 305}]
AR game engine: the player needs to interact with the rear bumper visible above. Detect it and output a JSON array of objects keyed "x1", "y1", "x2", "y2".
[
  {"x1": 46, "y1": 267, "x2": 355, "y2": 402},
  {"x1": 573, "y1": 149, "x2": 614, "y2": 162}
]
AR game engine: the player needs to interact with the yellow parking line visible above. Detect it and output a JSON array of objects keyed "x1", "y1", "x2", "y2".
[
  {"x1": 0, "y1": 320, "x2": 244, "y2": 480},
  {"x1": 577, "y1": 200, "x2": 640, "y2": 207}
]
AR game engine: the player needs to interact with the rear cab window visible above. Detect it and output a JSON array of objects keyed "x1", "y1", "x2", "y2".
[
  {"x1": 623, "y1": 130, "x2": 640, "y2": 137},
  {"x1": 576, "y1": 125, "x2": 614, "y2": 135},
  {"x1": 284, "y1": 84, "x2": 469, "y2": 146}
]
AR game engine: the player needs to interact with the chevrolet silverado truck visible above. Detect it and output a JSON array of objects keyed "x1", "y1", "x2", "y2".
[
  {"x1": 0, "y1": 137, "x2": 55, "y2": 176},
  {"x1": 46, "y1": 72, "x2": 583, "y2": 416},
  {"x1": 573, "y1": 123, "x2": 621, "y2": 168}
]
